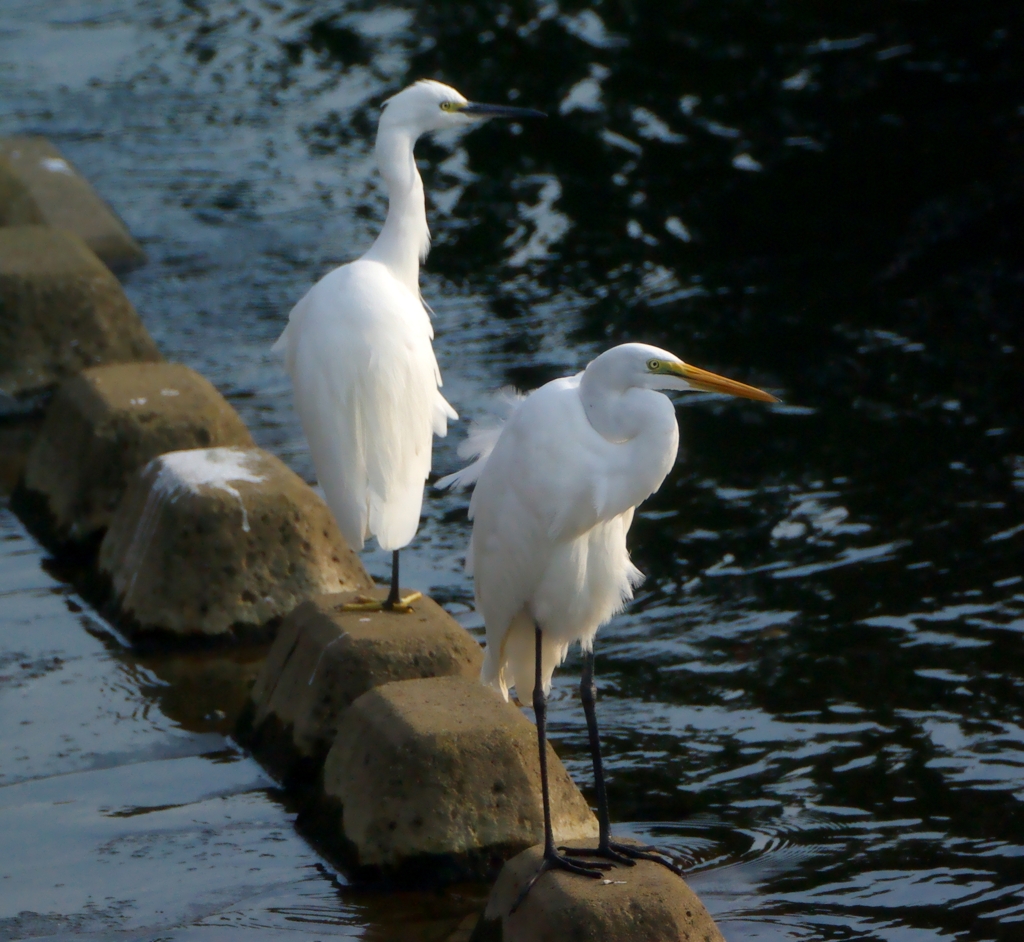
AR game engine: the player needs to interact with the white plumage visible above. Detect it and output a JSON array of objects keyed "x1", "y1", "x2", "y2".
[
  {"x1": 441, "y1": 342, "x2": 778, "y2": 702},
  {"x1": 273, "y1": 80, "x2": 542, "y2": 561},
  {"x1": 442, "y1": 343, "x2": 681, "y2": 702},
  {"x1": 442, "y1": 344, "x2": 777, "y2": 897},
  {"x1": 279, "y1": 260, "x2": 453, "y2": 550}
]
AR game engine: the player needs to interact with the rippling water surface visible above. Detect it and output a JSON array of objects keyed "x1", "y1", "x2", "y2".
[{"x1": 2, "y1": 1, "x2": 1023, "y2": 939}]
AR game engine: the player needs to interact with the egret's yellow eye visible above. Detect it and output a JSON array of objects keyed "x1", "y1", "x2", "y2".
[
  {"x1": 647, "y1": 359, "x2": 661, "y2": 372},
  {"x1": 440, "y1": 101, "x2": 456, "y2": 112}
]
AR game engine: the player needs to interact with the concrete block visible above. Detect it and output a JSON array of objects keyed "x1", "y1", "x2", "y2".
[
  {"x1": 18, "y1": 362, "x2": 253, "y2": 545},
  {"x1": 0, "y1": 159, "x2": 40, "y2": 226},
  {"x1": 0, "y1": 227, "x2": 160, "y2": 400},
  {"x1": 0, "y1": 136, "x2": 145, "y2": 271},
  {"x1": 472, "y1": 840, "x2": 725, "y2": 942},
  {"x1": 99, "y1": 446, "x2": 373, "y2": 640},
  {"x1": 0, "y1": 416, "x2": 40, "y2": 495},
  {"x1": 321, "y1": 676, "x2": 598, "y2": 883},
  {"x1": 241, "y1": 589, "x2": 484, "y2": 782}
]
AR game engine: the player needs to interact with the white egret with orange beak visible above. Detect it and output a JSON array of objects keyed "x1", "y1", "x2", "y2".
[
  {"x1": 440, "y1": 342, "x2": 777, "y2": 902},
  {"x1": 274, "y1": 80, "x2": 544, "y2": 610}
]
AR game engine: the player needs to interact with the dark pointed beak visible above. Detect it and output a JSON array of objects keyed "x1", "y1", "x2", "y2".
[{"x1": 462, "y1": 102, "x2": 547, "y2": 119}]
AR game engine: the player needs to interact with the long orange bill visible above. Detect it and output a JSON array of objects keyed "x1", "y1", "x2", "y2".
[{"x1": 674, "y1": 363, "x2": 779, "y2": 403}]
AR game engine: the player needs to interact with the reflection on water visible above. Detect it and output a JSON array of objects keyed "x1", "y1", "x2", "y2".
[
  {"x1": 0, "y1": 507, "x2": 484, "y2": 940},
  {"x1": 1, "y1": 0, "x2": 1023, "y2": 939}
]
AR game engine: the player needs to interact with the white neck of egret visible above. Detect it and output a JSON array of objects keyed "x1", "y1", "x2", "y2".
[{"x1": 361, "y1": 124, "x2": 430, "y2": 294}]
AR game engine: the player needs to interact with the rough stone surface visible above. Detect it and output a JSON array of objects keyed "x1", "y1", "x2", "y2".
[
  {"x1": 0, "y1": 160, "x2": 40, "y2": 227},
  {"x1": 243, "y1": 589, "x2": 485, "y2": 782},
  {"x1": 472, "y1": 840, "x2": 725, "y2": 942},
  {"x1": 0, "y1": 136, "x2": 146, "y2": 271},
  {"x1": 0, "y1": 416, "x2": 40, "y2": 494},
  {"x1": 99, "y1": 446, "x2": 373, "y2": 639},
  {"x1": 322, "y1": 676, "x2": 599, "y2": 882},
  {"x1": 0, "y1": 227, "x2": 160, "y2": 399},
  {"x1": 20, "y1": 362, "x2": 253, "y2": 544},
  {"x1": 246, "y1": 589, "x2": 487, "y2": 778}
]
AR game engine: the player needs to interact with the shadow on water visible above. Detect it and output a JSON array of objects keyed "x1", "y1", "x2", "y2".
[
  {"x1": 0, "y1": 486, "x2": 489, "y2": 942},
  {"x1": 2, "y1": 0, "x2": 1024, "y2": 939}
]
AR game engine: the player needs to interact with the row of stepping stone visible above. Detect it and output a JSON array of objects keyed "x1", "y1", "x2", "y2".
[
  {"x1": 18, "y1": 361, "x2": 369, "y2": 635},
  {"x1": 0, "y1": 136, "x2": 724, "y2": 941}
]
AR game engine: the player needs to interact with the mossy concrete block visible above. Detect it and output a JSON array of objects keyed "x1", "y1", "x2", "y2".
[
  {"x1": 20, "y1": 362, "x2": 253, "y2": 545},
  {"x1": 0, "y1": 160, "x2": 40, "y2": 227},
  {"x1": 243, "y1": 588, "x2": 484, "y2": 782},
  {"x1": 0, "y1": 227, "x2": 160, "y2": 399},
  {"x1": 99, "y1": 446, "x2": 373, "y2": 639},
  {"x1": 472, "y1": 840, "x2": 725, "y2": 942},
  {"x1": 0, "y1": 136, "x2": 145, "y2": 271},
  {"x1": 322, "y1": 676, "x2": 598, "y2": 882}
]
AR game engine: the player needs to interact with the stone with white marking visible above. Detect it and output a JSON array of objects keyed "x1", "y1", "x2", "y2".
[
  {"x1": 241, "y1": 588, "x2": 485, "y2": 784},
  {"x1": 320, "y1": 675, "x2": 599, "y2": 883},
  {"x1": 472, "y1": 839, "x2": 725, "y2": 942},
  {"x1": 99, "y1": 446, "x2": 372, "y2": 639},
  {"x1": 0, "y1": 137, "x2": 145, "y2": 271},
  {"x1": 0, "y1": 227, "x2": 160, "y2": 400},
  {"x1": 19, "y1": 362, "x2": 253, "y2": 545}
]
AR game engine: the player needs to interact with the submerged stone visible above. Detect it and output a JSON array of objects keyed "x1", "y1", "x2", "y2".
[
  {"x1": 0, "y1": 136, "x2": 146, "y2": 271},
  {"x1": 19, "y1": 362, "x2": 253, "y2": 545},
  {"x1": 242, "y1": 589, "x2": 484, "y2": 783},
  {"x1": 99, "y1": 446, "x2": 372, "y2": 640},
  {"x1": 0, "y1": 227, "x2": 159, "y2": 400},
  {"x1": 320, "y1": 675, "x2": 598, "y2": 884},
  {"x1": 472, "y1": 840, "x2": 725, "y2": 942}
]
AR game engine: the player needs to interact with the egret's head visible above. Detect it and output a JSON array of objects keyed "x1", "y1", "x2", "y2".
[
  {"x1": 590, "y1": 343, "x2": 778, "y2": 402},
  {"x1": 380, "y1": 79, "x2": 545, "y2": 136}
]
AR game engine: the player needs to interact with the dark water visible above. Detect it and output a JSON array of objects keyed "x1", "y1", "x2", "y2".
[{"x1": 2, "y1": 1, "x2": 1024, "y2": 939}]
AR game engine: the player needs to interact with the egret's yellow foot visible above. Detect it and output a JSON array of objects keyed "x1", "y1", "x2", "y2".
[{"x1": 338, "y1": 591, "x2": 422, "y2": 614}]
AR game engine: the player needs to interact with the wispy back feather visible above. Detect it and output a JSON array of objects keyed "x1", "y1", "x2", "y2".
[{"x1": 435, "y1": 388, "x2": 523, "y2": 491}]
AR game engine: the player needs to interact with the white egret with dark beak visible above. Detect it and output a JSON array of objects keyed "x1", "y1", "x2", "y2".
[{"x1": 274, "y1": 80, "x2": 544, "y2": 609}]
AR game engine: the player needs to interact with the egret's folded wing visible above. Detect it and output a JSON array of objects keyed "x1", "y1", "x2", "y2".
[
  {"x1": 290, "y1": 303, "x2": 368, "y2": 551},
  {"x1": 280, "y1": 260, "x2": 455, "y2": 553},
  {"x1": 470, "y1": 465, "x2": 552, "y2": 664},
  {"x1": 354, "y1": 266, "x2": 449, "y2": 549}
]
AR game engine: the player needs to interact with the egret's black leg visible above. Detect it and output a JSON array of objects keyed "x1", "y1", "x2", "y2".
[
  {"x1": 578, "y1": 648, "x2": 630, "y2": 863},
  {"x1": 562, "y1": 649, "x2": 686, "y2": 876},
  {"x1": 509, "y1": 626, "x2": 609, "y2": 913},
  {"x1": 383, "y1": 549, "x2": 400, "y2": 610},
  {"x1": 340, "y1": 549, "x2": 421, "y2": 613}
]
